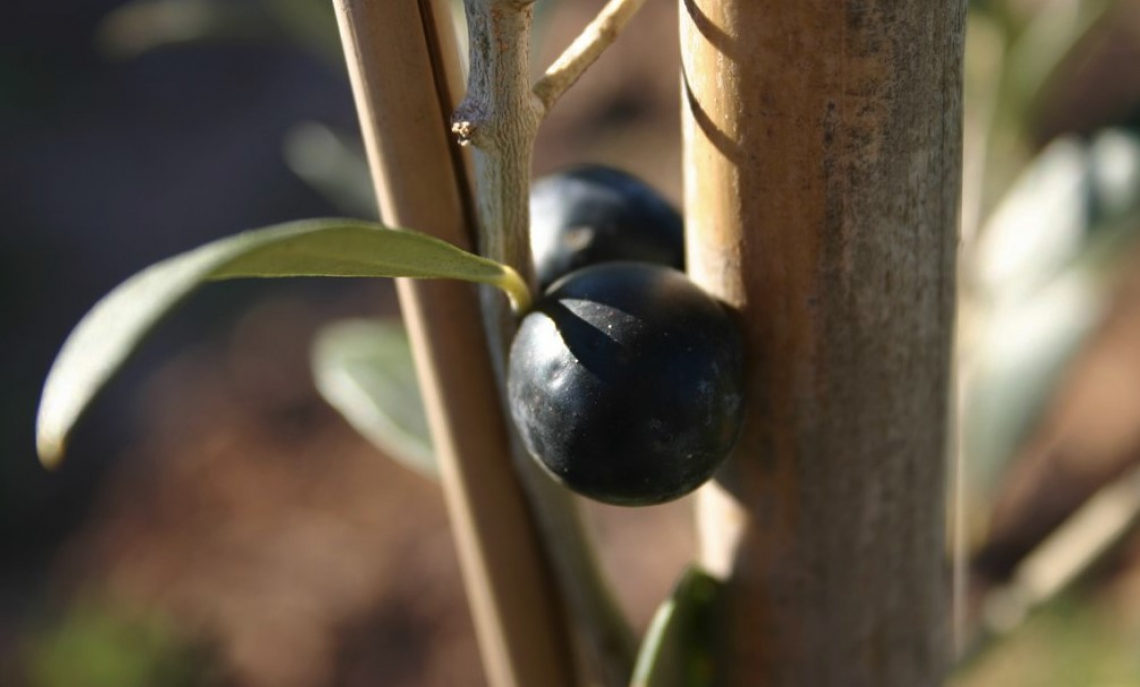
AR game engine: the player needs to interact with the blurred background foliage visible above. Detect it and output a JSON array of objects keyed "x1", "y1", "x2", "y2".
[{"x1": 3, "y1": 0, "x2": 1140, "y2": 685}]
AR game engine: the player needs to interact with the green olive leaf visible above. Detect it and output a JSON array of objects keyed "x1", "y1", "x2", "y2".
[
  {"x1": 973, "y1": 136, "x2": 1090, "y2": 304},
  {"x1": 284, "y1": 123, "x2": 377, "y2": 219},
  {"x1": 964, "y1": 270, "x2": 1103, "y2": 498},
  {"x1": 311, "y1": 319, "x2": 436, "y2": 479},
  {"x1": 259, "y1": 0, "x2": 344, "y2": 66},
  {"x1": 36, "y1": 218, "x2": 528, "y2": 468},
  {"x1": 1004, "y1": 0, "x2": 1111, "y2": 120},
  {"x1": 1086, "y1": 129, "x2": 1140, "y2": 231},
  {"x1": 965, "y1": 130, "x2": 1140, "y2": 499},
  {"x1": 630, "y1": 566, "x2": 722, "y2": 687}
]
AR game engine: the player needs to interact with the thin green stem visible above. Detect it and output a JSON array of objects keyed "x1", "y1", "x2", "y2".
[{"x1": 494, "y1": 265, "x2": 532, "y2": 314}]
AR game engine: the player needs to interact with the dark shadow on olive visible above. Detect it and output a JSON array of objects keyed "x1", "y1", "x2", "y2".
[{"x1": 537, "y1": 300, "x2": 633, "y2": 379}]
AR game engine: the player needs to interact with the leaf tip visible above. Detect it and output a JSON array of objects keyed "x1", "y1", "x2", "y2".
[{"x1": 36, "y1": 431, "x2": 66, "y2": 471}]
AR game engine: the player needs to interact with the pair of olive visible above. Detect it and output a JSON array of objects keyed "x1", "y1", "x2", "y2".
[{"x1": 508, "y1": 166, "x2": 745, "y2": 507}]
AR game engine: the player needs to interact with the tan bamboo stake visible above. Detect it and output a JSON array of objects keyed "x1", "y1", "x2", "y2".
[
  {"x1": 331, "y1": 2, "x2": 576, "y2": 686},
  {"x1": 681, "y1": 1, "x2": 965, "y2": 685}
]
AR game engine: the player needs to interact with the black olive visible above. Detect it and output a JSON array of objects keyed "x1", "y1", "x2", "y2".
[
  {"x1": 508, "y1": 262, "x2": 744, "y2": 506},
  {"x1": 530, "y1": 165, "x2": 684, "y2": 290}
]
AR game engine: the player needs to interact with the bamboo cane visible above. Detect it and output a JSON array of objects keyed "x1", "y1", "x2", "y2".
[
  {"x1": 332, "y1": 2, "x2": 577, "y2": 685},
  {"x1": 681, "y1": 1, "x2": 966, "y2": 684}
]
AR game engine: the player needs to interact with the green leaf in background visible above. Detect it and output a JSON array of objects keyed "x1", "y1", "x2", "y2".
[
  {"x1": 1003, "y1": 0, "x2": 1112, "y2": 122},
  {"x1": 973, "y1": 130, "x2": 1140, "y2": 306},
  {"x1": 1086, "y1": 129, "x2": 1140, "y2": 230},
  {"x1": 964, "y1": 129, "x2": 1140, "y2": 497},
  {"x1": 284, "y1": 123, "x2": 378, "y2": 220},
  {"x1": 312, "y1": 319, "x2": 436, "y2": 479},
  {"x1": 36, "y1": 218, "x2": 529, "y2": 468},
  {"x1": 964, "y1": 269, "x2": 1103, "y2": 495},
  {"x1": 630, "y1": 566, "x2": 722, "y2": 687},
  {"x1": 260, "y1": 0, "x2": 344, "y2": 66},
  {"x1": 972, "y1": 136, "x2": 1090, "y2": 304}
]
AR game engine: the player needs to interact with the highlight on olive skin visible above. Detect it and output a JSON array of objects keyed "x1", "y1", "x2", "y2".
[
  {"x1": 508, "y1": 262, "x2": 745, "y2": 507},
  {"x1": 529, "y1": 165, "x2": 685, "y2": 291}
]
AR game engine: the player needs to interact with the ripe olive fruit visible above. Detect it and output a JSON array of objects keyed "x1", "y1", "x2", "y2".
[
  {"x1": 530, "y1": 165, "x2": 684, "y2": 290},
  {"x1": 508, "y1": 262, "x2": 744, "y2": 506}
]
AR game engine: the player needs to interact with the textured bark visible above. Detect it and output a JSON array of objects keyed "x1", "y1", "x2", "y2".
[{"x1": 680, "y1": 1, "x2": 964, "y2": 685}]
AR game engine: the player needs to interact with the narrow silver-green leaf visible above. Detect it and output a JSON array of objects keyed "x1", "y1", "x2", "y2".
[
  {"x1": 973, "y1": 136, "x2": 1089, "y2": 304},
  {"x1": 312, "y1": 319, "x2": 436, "y2": 478},
  {"x1": 964, "y1": 129, "x2": 1140, "y2": 496},
  {"x1": 37, "y1": 218, "x2": 529, "y2": 467},
  {"x1": 1087, "y1": 129, "x2": 1140, "y2": 230},
  {"x1": 283, "y1": 123, "x2": 377, "y2": 219},
  {"x1": 1004, "y1": 0, "x2": 1111, "y2": 119},
  {"x1": 261, "y1": 0, "x2": 344, "y2": 66},
  {"x1": 630, "y1": 566, "x2": 722, "y2": 687},
  {"x1": 964, "y1": 270, "x2": 1103, "y2": 496}
]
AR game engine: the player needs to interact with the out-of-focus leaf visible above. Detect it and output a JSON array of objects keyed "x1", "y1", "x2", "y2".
[
  {"x1": 1004, "y1": 0, "x2": 1112, "y2": 119},
  {"x1": 630, "y1": 567, "x2": 722, "y2": 687},
  {"x1": 972, "y1": 129, "x2": 1140, "y2": 304},
  {"x1": 37, "y1": 218, "x2": 529, "y2": 468},
  {"x1": 972, "y1": 136, "x2": 1090, "y2": 304},
  {"x1": 261, "y1": 0, "x2": 343, "y2": 66},
  {"x1": 96, "y1": 0, "x2": 275, "y2": 58},
  {"x1": 964, "y1": 270, "x2": 1103, "y2": 492},
  {"x1": 965, "y1": 129, "x2": 1140, "y2": 493},
  {"x1": 961, "y1": 12, "x2": 1007, "y2": 244},
  {"x1": 284, "y1": 123, "x2": 377, "y2": 219},
  {"x1": 312, "y1": 319, "x2": 435, "y2": 478},
  {"x1": 1086, "y1": 129, "x2": 1140, "y2": 230}
]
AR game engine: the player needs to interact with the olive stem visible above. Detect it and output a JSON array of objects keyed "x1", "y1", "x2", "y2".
[
  {"x1": 452, "y1": 0, "x2": 540, "y2": 288},
  {"x1": 455, "y1": 1, "x2": 637, "y2": 685},
  {"x1": 494, "y1": 265, "x2": 533, "y2": 315},
  {"x1": 532, "y1": 0, "x2": 648, "y2": 116}
]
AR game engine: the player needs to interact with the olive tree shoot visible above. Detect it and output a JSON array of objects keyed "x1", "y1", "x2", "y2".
[{"x1": 33, "y1": 0, "x2": 965, "y2": 686}]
